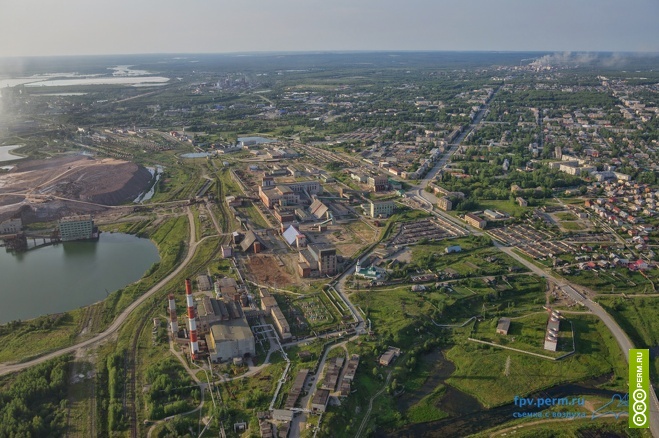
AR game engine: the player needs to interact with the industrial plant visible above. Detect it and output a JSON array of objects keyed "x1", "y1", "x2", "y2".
[{"x1": 168, "y1": 278, "x2": 263, "y2": 364}]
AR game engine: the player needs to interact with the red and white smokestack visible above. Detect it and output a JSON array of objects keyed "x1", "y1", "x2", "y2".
[
  {"x1": 185, "y1": 278, "x2": 199, "y2": 358},
  {"x1": 168, "y1": 293, "x2": 178, "y2": 334}
]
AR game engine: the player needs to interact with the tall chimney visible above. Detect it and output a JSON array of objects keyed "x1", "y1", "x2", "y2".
[
  {"x1": 168, "y1": 293, "x2": 178, "y2": 334},
  {"x1": 185, "y1": 278, "x2": 199, "y2": 359}
]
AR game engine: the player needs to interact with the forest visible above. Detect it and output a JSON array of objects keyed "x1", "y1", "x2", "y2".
[{"x1": 0, "y1": 356, "x2": 71, "y2": 437}]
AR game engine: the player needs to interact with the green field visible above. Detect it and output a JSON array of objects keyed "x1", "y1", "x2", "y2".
[
  {"x1": 235, "y1": 201, "x2": 270, "y2": 229},
  {"x1": 471, "y1": 313, "x2": 574, "y2": 358},
  {"x1": 564, "y1": 268, "x2": 657, "y2": 295},
  {"x1": 409, "y1": 240, "x2": 528, "y2": 278},
  {"x1": 478, "y1": 199, "x2": 533, "y2": 218},
  {"x1": 352, "y1": 286, "x2": 438, "y2": 344},
  {"x1": 446, "y1": 315, "x2": 627, "y2": 408},
  {"x1": 0, "y1": 310, "x2": 86, "y2": 363},
  {"x1": 405, "y1": 385, "x2": 449, "y2": 424},
  {"x1": 560, "y1": 221, "x2": 585, "y2": 231},
  {"x1": 555, "y1": 212, "x2": 578, "y2": 221},
  {"x1": 598, "y1": 296, "x2": 659, "y2": 378}
]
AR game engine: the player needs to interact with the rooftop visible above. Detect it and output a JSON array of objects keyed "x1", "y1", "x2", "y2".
[{"x1": 210, "y1": 317, "x2": 253, "y2": 343}]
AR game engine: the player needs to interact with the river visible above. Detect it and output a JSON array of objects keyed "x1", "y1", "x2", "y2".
[{"x1": 0, "y1": 232, "x2": 160, "y2": 323}]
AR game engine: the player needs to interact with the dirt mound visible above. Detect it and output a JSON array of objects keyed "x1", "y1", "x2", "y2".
[
  {"x1": 2, "y1": 155, "x2": 151, "y2": 206},
  {"x1": 0, "y1": 155, "x2": 152, "y2": 221}
]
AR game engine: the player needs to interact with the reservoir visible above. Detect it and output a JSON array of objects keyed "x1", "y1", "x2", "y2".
[
  {"x1": 0, "y1": 145, "x2": 25, "y2": 162},
  {"x1": 0, "y1": 232, "x2": 160, "y2": 323},
  {"x1": 237, "y1": 136, "x2": 275, "y2": 145}
]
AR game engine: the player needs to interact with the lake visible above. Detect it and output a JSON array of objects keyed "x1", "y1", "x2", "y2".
[
  {"x1": 0, "y1": 232, "x2": 160, "y2": 323},
  {"x1": 24, "y1": 76, "x2": 170, "y2": 87},
  {"x1": 0, "y1": 145, "x2": 25, "y2": 162}
]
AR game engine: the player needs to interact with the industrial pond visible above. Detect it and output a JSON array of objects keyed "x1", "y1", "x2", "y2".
[{"x1": 0, "y1": 232, "x2": 160, "y2": 323}]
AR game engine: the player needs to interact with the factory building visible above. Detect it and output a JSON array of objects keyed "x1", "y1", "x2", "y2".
[
  {"x1": 282, "y1": 225, "x2": 306, "y2": 248},
  {"x1": 367, "y1": 175, "x2": 389, "y2": 192},
  {"x1": 0, "y1": 218, "x2": 22, "y2": 234},
  {"x1": 299, "y1": 243, "x2": 337, "y2": 277},
  {"x1": 208, "y1": 318, "x2": 255, "y2": 362},
  {"x1": 58, "y1": 215, "x2": 97, "y2": 241},
  {"x1": 259, "y1": 180, "x2": 322, "y2": 208},
  {"x1": 169, "y1": 279, "x2": 256, "y2": 362},
  {"x1": 240, "y1": 230, "x2": 265, "y2": 253}
]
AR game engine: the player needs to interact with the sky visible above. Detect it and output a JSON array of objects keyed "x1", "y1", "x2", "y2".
[{"x1": 1, "y1": 0, "x2": 659, "y2": 57}]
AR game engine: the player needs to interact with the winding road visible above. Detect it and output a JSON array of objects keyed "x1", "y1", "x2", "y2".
[{"x1": 403, "y1": 82, "x2": 659, "y2": 436}]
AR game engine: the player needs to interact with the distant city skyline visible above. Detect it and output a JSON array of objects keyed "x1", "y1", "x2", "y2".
[{"x1": 2, "y1": 0, "x2": 658, "y2": 57}]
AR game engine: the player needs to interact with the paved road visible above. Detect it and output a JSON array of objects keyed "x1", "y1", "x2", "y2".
[
  {"x1": 494, "y1": 241, "x2": 659, "y2": 437},
  {"x1": 0, "y1": 208, "x2": 198, "y2": 377},
  {"x1": 419, "y1": 87, "x2": 499, "y2": 190},
  {"x1": 409, "y1": 87, "x2": 500, "y2": 230},
  {"x1": 330, "y1": 254, "x2": 368, "y2": 333}
]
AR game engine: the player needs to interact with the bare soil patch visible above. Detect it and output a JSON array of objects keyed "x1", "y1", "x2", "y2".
[{"x1": 245, "y1": 254, "x2": 295, "y2": 286}]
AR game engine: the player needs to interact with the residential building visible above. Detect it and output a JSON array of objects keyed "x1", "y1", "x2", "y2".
[
  {"x1": 464, "y1": 213, "x2": 487, "y2": 229},
  {"x1": 379, "y1": 346, "x2": 401, "y2": 366},
  {"x1": 437, "y1": 197, "x2": 453, "y2": 211},
  {"x1": 240, "y1": 230, "x2": 264, "y2": 253}
]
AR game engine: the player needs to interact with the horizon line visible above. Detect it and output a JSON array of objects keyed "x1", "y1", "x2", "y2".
[{"x1": 2, "y1": 49, "x2": 659, "y2": 61}]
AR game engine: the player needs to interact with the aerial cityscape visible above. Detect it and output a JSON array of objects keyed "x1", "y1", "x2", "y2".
[{"x1": 1, "y1": 2, "x2": 659, "y2": 438}]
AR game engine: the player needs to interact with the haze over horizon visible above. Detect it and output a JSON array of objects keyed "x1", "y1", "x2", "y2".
[{"x1": 2, "y1": 0, "x2": 659, "y2": 58}]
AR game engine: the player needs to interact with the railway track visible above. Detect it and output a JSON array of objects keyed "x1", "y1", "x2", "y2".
[
  {"x1": 124, "y1": 242, "x2": 225, "y2": 435},
  {"x1": 126, "y1": 299, "x2": 159, "y2": 438}
]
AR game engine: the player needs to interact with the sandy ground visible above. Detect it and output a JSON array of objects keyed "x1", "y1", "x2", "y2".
[{"x1": 0, "y1": 155, "x2": 151, "y2": 222}]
